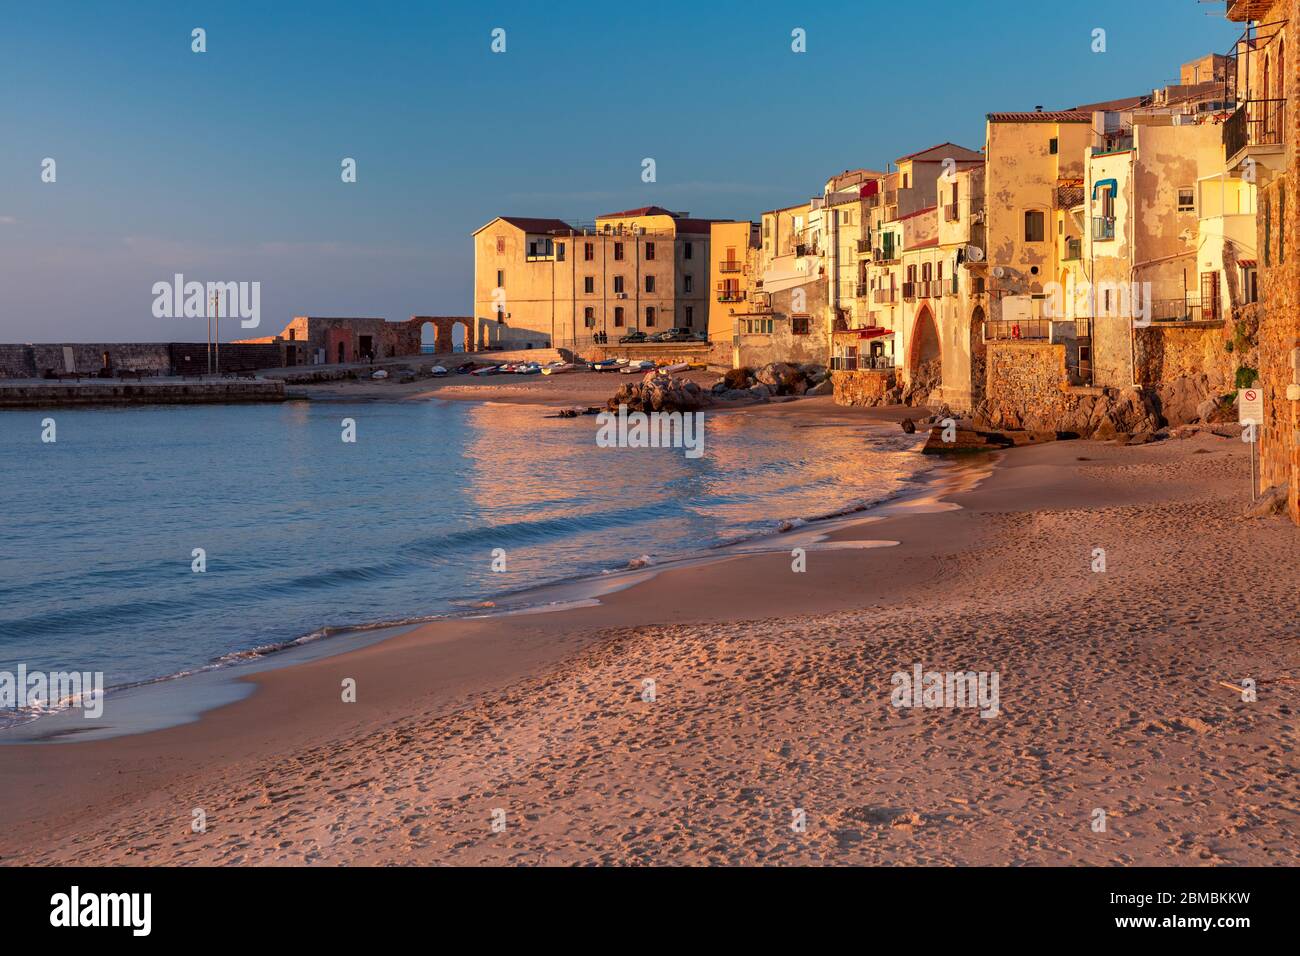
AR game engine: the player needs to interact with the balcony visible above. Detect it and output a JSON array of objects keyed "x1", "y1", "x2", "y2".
[
  {"x1": 985, "y1": 319, "x2": 1051, "y2": 341},
  {"x1": 855, "y1": 283, "x2": 870, "y2": 298},
  {"x1": 717, "y1": 260, "x2": 743, "y2": 274},
  {"x1": 831, "y1": 354, "x2": 895, "y2": 372},
  {"x1": 1150, "y1": 296, "x2": 1221, "y2": 325},
  {"x1": 716, "y1": 288, "x2": 745, "y2": 303},
  {"x1": 874, "y1": 288, "x2": 896, "y2": 304},
  {"x1": 1224, "y1": 99, "x2": 1286, "y2": 168},
  {"x1": 1063, "y1": 237, "x2": 1082, "y2": 261},
  {"x1": 1092, "y1": 216, "x2": 1116, "y2": 241},
  {"x1": 943, "y1": 203, "x2": 959, "y2": 222},
  {"x1": 856, "y1": 238, "x2": 871, "y2": 254},
  {"x1": 902, "y1": 282, "x2": 917, "y2": 302}
]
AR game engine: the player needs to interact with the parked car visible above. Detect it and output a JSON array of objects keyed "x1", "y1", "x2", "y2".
[{"x1": 618, "y1": 330, "x2": 648, "y2": 344}]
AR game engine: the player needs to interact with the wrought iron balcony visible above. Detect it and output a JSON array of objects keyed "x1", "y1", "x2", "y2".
[
  {"x1": 1064, "y1": 237, "x2": 1082, "y2": 261},
  {"x1": 943, "y1": 203, "x2": 959, "y2": 222},
  {"x1": 1224, "y1": 99, "x2": 1286, "y2": 164},
  {"x1": 717, "y1": 260, "x2": 743, "y2": 274},
  {"x1": 902, "y1": 282, "x2": 917, "y2": 302},
  {"x1": 1092, "y1": 216, "x2": 1116, "y2": 241}
]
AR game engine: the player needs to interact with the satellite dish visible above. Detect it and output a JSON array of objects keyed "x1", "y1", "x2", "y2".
[
  {"x1": 966, "y1": 245, "x2": 985, "y2": 262},
  {"x1": 992, "y1": 266, "x2": 1006, "y2": 279}
]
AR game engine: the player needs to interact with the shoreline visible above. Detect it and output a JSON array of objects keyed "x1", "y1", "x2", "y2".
[
  {"x1": 0, "y1": 406, "x2": 953, "y2": 743},
  {"x1": 1, "y1": 410, "x2": 1294, "y2": 865}
]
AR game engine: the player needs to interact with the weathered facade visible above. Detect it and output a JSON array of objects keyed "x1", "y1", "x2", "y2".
[
  {"x1": 236, "y1": 316, "x2": 422, "y2": 365},
  {"x1": 1224, "y1": 0, "x2": 1297, "y2": 521},
  {"x1": 472, "y1": 208, "x2": 715, "y2": 354}
]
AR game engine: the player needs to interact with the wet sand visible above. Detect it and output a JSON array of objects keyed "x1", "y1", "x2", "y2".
[{"x1": 0, "y1": 428, "x2": 1295, "y2": 866}]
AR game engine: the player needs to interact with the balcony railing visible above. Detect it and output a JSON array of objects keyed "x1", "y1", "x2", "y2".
[
  {"x1": 716, "y1": 289, "x2": 745, "y2": 303},
  {"x1": 902, "y1": 282, "x2": 917, "y2": 302},
  {"x1": 874, "y1": 288, "x2": 896, "y2": 304},
  {"x1": 855, "y1": 283, "x2": 869, "y2": 298},
  {"x1": 717, "y1": 260, "x2": 742, "y2": 274},
  {"x1": 856, "y1": 238, "x2": 871, "y2": 254},
  {"x1": 831, "y1": 354, "x2": 896, "y2": 372},
  {"x1": 1151, "y1": 296, "x2": 1221, "y2": 324},
  {"x1": 985, "y1": 319, "x2": 1051, "y2": 341},
  {"x1": 1092, "y1": 216, "x2": 1116, "y2": 241},
  {"x1": 1063, "y1": 237, "x2": 1082, "y2": 261},
  {"x1": 1224, "y1": 99, "x2": 1286, "y2": 162},
  {"x1": 943, "y1": 203, "x2": 959, "y2": 222}
]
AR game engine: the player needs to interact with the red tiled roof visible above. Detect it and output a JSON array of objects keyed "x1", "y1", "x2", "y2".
[
  {"x1": 987, "y1": 110, "x2": 1092, "y2": 123},
  {"x1": 896, "y1": 142, "x2": 983, "y2": 163},
  {"x1": 895, "y1": 205, "x2": 938, "y2": 222},
  {"x1": 598, "y1": 205, "x2": 677, "y2": 219},
  {"x1": 1071, "y1": 95, "x2": 1148, "y2": 113}
]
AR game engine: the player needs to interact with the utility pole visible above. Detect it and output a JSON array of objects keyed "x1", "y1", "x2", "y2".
[
  {"x1": 206, "y1": 292, "x2": 213, "y2": 375},
  {"x1": 214, "y1": 290, "x2": 221, "y2": 376}
]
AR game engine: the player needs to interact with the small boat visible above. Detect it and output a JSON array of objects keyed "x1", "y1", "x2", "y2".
[
  {"x1": 588, "y1": 359, "x2": 619, "y2": 372},
  {"x1": 620, "y1": 360, "x2": 656, "y2": 375},
  {"x1": 542, "y1": 363, "x2": 575, "y2": 375},
  {"x1": 660, "y1": 362, "x2": 689, "y2": 374},
  {"x1": 371, "y1": 369, "x2": 389, "y2": 380},
  {"x1": 430, "y1": 366, "x2": 448, "y2": 377},
  {"x1": 516, "y1": 364, "x2": 541, "y2": 375},
  {"x1": 471, "y1": 365, "x2": 500, "y2": 376}
]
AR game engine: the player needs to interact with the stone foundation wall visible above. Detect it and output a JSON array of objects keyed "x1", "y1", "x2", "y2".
[
  {"x1": 983, "y1": 341, "x2": 1073, "y2": 429},
  {"x1": 1134, "y1": 324, "x2": 1236, "y2": 391},
  {"x1": 0, "y1": 344, "x2": 174, "y2": 379},
  {"x1": 831, "y1": 368, "x2": 895, "y2": 407}
]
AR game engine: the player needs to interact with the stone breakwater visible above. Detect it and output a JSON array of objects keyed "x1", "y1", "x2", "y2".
[{"x1": 0, "y1": 378, "x2": 286, "y2": 408}]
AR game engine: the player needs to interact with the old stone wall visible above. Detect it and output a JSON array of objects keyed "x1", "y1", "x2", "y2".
[
  {"x1": 832, "y1": 368, "x2": 895, "y2": 407},
  {"x1": 983, "y1": 342, "x2": 1074, "y2": 429},
  {"x1": 1134, "y1": 324, "x2": 1236, "y2": 390},
  {"x1": 0, "y1": 344, "x2": 174, "y2": 378}
]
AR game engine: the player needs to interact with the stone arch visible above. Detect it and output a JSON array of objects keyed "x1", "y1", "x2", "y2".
[
  {"x1": 408, "y1": 316, "x2": 476, "y2": 354},
  {"x1": 908, "y1": 303, "x2": 941, "y2": 377},
  {"x1": 969, "y1": 305, "x2": 987, "y2": 405}
]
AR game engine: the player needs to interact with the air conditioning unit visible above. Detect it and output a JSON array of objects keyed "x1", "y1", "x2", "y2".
[{"x1": 615, "y1": 292, "x2": 628, "y2": 299}]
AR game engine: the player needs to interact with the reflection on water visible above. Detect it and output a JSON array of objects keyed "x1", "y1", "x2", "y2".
[{"x1": 0, "y1": 400, "x2": 930, "y2": 690}]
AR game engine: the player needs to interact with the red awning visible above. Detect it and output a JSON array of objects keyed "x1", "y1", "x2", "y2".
[
  {"x1": 1239, "y1": 259, "x2": 1257, "y2": 268},
  {"x1": 855, "y1": 326, "x2": 890, "y2": 339}
]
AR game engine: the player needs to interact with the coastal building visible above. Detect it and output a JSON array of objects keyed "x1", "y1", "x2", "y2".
[
  {"x1": 708, "y1": 220, "x2": 761, "y2": 363},
  {"x1": 235, "y1": 316, "x2": 424, "y2": 365},
  {"x1": 831, "y1": 144, "x2": 982, "y2": 405},
  {"x1": 472, "y1": 208, "x2": 716, "y2": 354},
  {"x1": 1221, "y1": 0, "x2": 1296, "y2": 520},
  {"x1": 933, "y1": 163, "x2": 989, "y2": 410},
  {"x1": 731, "y1": 201, "x2": 831, "y2": 368}
]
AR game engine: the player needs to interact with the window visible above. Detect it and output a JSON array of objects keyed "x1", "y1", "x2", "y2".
[
  {"x1": 841, "y1": 209, "x2": 852, "y2": 225},
  {"x1": 684, "y1": 242, "x2": 693, "y2": 260},
  {"x1": 1049, "y1": 137, "x2": 1058, "y2": 155},
  {"x1": 791, "y1": 315, "x2": 810, "y2": 335},
  {"x1": 496, "y1": 237, "x2": 505, "y2": 254},
  {"x1": 584, "y1": 276, "x2": 594, "y2": 294},
  {"x1": 741, "y1": 317, "x2": 774, "y2": 335},
  {"x1": 1242, "y1": 265, "x2": 1258, "y2": 304},
  {"x1": 556, "y1": 242, "x2": 565, "y2": 261},
  {"x1": 614, "y1": 307, "x2": 625, "y2": 327},
  {"x1": 614, "y1": 242, "x2": 624, "y2": 261},
  {"x1": 645, "y1": 307, "x2": 656, "y2": 326},
  {"x1": 763, "y1": 220, "x2": 771, "y2": 238},
  {"x1": 613, "y1": 276, "x2": 625, "y2": 294},
  {"x1": 1177, "y1": 187, "x2": 1195, "y2": 213},
  {"x1": 645, "y1": 242, "x2": 655, "y2": 260},
  {"x1": 584, "y1": 242, "x2": 594, "y2": 261},
  {"x1": 496, "y1": 270, "x2": 504, "y2": 288},
  {"x1": 1201, "y1": 272, "x2": 1220, "y2": 321},
  {"x1": 685, "y1": 306, "x2": 694, "y2": 326},
  {"x1": 684, "y1": 274, "x2": 693, "y2": 293},
  {"x1": 584, "y1": 307, "x2": 595, "y2": 328},
  {"x1": 645, "y1": 275, "x2": 655, "y2": 293},
  {"x1": 1024, "y1": 210, "x2": 1045, "y2": 242},
  {"x1": 902, "y1": 173, "x2": 910, "y2": 188},
  {"x1": 1100, "y1": 186, "x2": 1115, "y2": 220}
]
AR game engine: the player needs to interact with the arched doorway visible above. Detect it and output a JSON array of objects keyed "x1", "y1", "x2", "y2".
[
  {"x1": 420, "y1": 321, "x2": 437, "y2": 354},
  {"x1": 970, "y1": 305, "x2": 987, "y2": 405}
]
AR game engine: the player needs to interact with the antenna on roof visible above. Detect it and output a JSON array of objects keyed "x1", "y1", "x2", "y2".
[{"x1": 1035, "y1": 105, "x2": 1044, "y2": 112}]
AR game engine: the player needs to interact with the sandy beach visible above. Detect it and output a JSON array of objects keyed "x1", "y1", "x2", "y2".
[{"x1": 0, "y1": 393, "x2": 1295, "y2": 866}]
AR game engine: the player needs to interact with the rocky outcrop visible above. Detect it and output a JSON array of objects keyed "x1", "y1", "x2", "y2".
[
  {"x1": 977, "y1": 385, "x2": 1161, "y2": 442},
  {"x1": 711, "y1": 362, "x2": 828, "y2": 401},
  {"x1": 608, "y1": 374, "x2": 711, "y2": 413}
]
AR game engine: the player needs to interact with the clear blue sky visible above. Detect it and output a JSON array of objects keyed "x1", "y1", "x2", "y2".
[{"x1": 0, "y1": 0, "x2": 1240, "y2": 342}]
